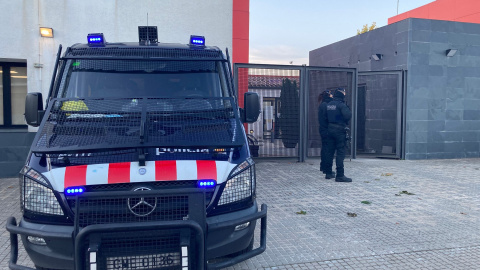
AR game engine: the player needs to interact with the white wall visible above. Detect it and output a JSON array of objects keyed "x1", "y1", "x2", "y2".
[{"x1": 0, "y1": 0, "x2": 233, "y2": 129}]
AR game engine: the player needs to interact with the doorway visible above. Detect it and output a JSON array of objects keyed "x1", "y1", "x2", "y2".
[
  {"x1": 357, "y1": 71, "x2": 404, "y2": 158},
  {"x1": 0, "y1": 62, "x2": 28, "y2": 128}
]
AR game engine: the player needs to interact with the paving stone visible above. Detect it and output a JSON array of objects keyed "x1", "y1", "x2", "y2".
[{"x1": 1, "y1": 158, "x2": 479, "y2": 269}]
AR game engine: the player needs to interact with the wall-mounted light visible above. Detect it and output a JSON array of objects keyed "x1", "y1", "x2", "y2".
[
  {"x1": 446, "y1": 49, "x2": 457, "y2": 57},
  {"x1": 371, "y1": 54, "x2": 383, "y2": 61},
  {"x1": 39, "y1": 27, "x2": 53, "y2": 38}
]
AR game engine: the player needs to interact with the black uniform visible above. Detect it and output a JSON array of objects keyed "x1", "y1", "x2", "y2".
[
  {"x1": 325, "y1": 92, "x2": 352, "y2": 178},
  {"x1": 318, "y1": 93, "x2": 332, "y2": 172}
]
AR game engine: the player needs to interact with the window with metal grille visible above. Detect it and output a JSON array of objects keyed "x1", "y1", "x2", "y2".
[
  {"x1": 58, "y1": 59, "x2": 230, "y2": 99},
  {"x1": 32, "y1": 97, "x2": 244, "y2": 153}
]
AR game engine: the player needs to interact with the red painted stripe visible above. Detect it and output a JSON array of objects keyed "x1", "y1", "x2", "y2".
[
  {"x1": 64, "y1": 165, "x2": 87, "y2": 188},
  {"x1": 196, "y1": 160, "x2": 217, "y2": 180},
  {"x1": 108, "y1": 162, "x2": 131, "y2": 184},
  {"x1": 155, "y1": 160, "x2": 177, "y2": 181}
]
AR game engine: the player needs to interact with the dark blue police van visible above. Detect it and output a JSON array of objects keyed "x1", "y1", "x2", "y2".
[{"x1": 6, "y1": 29, "x2": 267, "y2": 270}]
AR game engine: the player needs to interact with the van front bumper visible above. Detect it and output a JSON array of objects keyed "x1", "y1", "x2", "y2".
[{"x1": 6, "y1": 203, "x2": 267, "y2": 270}]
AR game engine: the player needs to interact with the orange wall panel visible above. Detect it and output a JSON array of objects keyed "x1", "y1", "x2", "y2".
[
  {"x1": 232, "y1": 0, "x2": 249, "y2": 64},
  {"x1": 388, "y1": 0, "x2": 480, "y2": 24},
  {"x1": 430, "y1": 0, "x2": 454, "y2": 21},
  {"x1": 457, "y1": 12, "x2": 480, "y2": 23},
  {"x1": 389, "y1": 12, "x2": 408, "y2": 24},
  {"x1": 455, "y1": 0, "x2": 480, "y2": 19},
  {"x1": 232, "y1": 38, "x2": 249, "y2": 64},
  {"x1": 233, "y1": 0, "x2": 249, "y2": 12},
  {"x1": 408, "y1": 5, "x2": 430, "y2": 20},
  {"x1": 233, "y1": 10, "x2": 249, "y2": 40},
  {"x1": 232, "y1": 0, "x2": 249, "y2": 124}
]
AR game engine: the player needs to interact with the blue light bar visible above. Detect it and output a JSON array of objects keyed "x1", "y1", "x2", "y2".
[
  {"x1": 65, "y1": 186, "x2": 85, "y2": 195},
  {"x1": 87, "y1": 33, "x2": 105, "y2": 46},
  {"x1": 197, "y1": 180, "x2": 216, "y2": 188},
  {"x1": 190, "y1": 35, "x2": 205, "y2": 46}
]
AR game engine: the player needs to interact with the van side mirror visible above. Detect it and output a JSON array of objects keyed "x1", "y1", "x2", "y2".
[
  {"x1": 243, "y1": 92, "x2": 260, "y2": 123},
  {"x1": 25, "y1": 92, "x2": 44, "y2": 127}
]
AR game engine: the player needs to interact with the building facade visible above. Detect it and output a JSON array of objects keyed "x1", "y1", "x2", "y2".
[
  {"x1": 0, "y1": 0, "x2": 249, "y2": 177},
  {"x1": 310, "y1": 18, "x2": 480, "y2": 160}
]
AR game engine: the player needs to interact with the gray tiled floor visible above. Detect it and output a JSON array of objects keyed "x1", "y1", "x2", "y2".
[{"x1": 1, "y1": 158, "x2": 480, "y2": 269}]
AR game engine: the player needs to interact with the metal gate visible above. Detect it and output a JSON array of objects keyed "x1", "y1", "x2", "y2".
[
  {"x1": 234, "y1": 64, "x2": 356, "y2": 161},
  {"x1": 357, "y1": 71, "x2": 406, "y2": 159}
]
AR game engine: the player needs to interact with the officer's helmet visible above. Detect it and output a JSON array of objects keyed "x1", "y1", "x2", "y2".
[
  {"x1": 321, "y1": 90, "x2": 331, "y2": 99},
  {"x1": 334, "y1": 88, "x2": 346, "y2": 98}
]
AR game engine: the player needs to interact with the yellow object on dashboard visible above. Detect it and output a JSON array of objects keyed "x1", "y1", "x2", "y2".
[{"x1": 61, "y1": 100, "x2": 89, "y2": 112}]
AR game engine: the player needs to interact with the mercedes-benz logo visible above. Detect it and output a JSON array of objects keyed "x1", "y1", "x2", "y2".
[{"x1": 127, "y1": 187, "x2": 157, "y2": 217}]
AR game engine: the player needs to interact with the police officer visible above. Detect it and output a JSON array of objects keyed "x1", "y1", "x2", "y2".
[
  {"x1": 324, "y1": 88, "x2": 352, "y2": 182},
  {"x1": 318, "y1": 90, "x2": 333, "y2": 176}
]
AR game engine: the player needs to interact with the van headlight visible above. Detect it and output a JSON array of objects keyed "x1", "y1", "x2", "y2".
[
  {"x1": 21, "y1": 167, "x2": 64, "y2": 216},
  {"x1": 218, "y1": 158, "x2": 255, "y2": 206}
]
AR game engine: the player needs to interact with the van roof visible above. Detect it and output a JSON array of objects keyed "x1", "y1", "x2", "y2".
[{"x1": 63, "y1": 42, "x2": 226, "y2": 60}]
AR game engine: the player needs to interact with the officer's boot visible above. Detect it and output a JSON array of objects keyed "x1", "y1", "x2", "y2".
[
  {"x1": 335, "y1": 168, "x2": 352, "y2": 182},
  {"x1": 335, "y1": 175, "x2": 352, "y2": 182},
  {"x1": 325, "y1": 171, "x2": 336, "y2": 179}
]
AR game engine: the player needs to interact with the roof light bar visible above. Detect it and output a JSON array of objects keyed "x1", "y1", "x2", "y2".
[
  {"x1": 197, "y1": 180, "x2": 216, "y2": 188},
  {"x1": 87, "y1": 33, "x2": 105, "y2": 46},
  {"x1": 65, "y1": 186, "x2": 85, "y2": 195},
  {"x1": 190, "y1": 35, "x2": 205, "y2": 46}
]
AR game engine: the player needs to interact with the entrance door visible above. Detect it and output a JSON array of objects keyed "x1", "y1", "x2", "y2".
[
  {"x1": 0, "y1": 62, "x2": 28, "y2": 127},
  {"x1": 357, "y1": 71, "x2": 404, "y2": 158},
  {"x1": 234, "y1": 63, "x2": 357, "y2": 160}
]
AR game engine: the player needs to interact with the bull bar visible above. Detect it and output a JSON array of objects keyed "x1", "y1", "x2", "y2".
[{"x1": 6, "y1": 187, "x2": 267, "y2": 270}]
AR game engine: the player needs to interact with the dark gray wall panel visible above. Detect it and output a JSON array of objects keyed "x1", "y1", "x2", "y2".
[{"x1": 0, "y1": 132, "x2": 35, "y2": 178}]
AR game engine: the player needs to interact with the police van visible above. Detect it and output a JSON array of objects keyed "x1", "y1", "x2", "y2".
[{"x1": 6, "y1": 29, "x2": 267, "y2": 270}]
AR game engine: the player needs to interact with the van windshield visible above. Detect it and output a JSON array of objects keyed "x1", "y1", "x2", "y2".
[
  {"x1": 32, "y1": 59, "x2": 244, "y2": 155},
  {"x1": 57, "y1": 60, "x2": 232, "y2": 98}
]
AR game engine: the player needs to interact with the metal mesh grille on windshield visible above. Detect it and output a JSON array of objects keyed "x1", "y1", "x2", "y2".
[
  {"x1": 32, "y1": 97, "x2": 243, "y2": 153},
  {"x1": 65, "y1": 46, "x2": 224, "y2": 60},
  {"x1": 69, "y1": 59, "x2": 217, "y2": 72}
]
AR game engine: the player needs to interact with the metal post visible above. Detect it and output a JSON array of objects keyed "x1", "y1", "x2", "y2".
[
  {"x1": 351, "y1": 69, "x2": 358, "y2": 159},
  {"x1": 401, "y1": 70, "x2": 408, "y2": 160},
  {"x1": 298, "y1": 66, "x2": 307, "y2": 162}
]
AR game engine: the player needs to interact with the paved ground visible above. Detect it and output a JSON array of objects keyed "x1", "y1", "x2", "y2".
[{"x1": 1, "y1": 158, "x2": 480, "y2": 269}]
